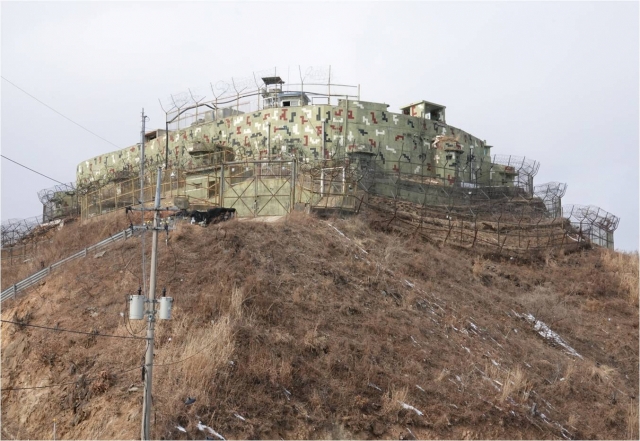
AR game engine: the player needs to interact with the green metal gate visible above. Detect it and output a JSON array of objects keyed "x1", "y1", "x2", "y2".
[{"x1": 221, "y1": 160, "x2": 295, "y2": 217}]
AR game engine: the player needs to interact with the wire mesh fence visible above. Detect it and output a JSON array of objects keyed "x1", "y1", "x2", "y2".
[
  {"x1": 562, "y1": 205, "x2": 619, "y2": 249},
  {"x1": 14, "y1": 152, "x2": 618, "y2": 259}
]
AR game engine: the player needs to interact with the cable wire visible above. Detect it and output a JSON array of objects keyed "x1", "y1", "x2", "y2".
[
  {"x1": 0, "y1": 319, "x2": 147, "y2": 340},
  {"x1": 153, "y1": 328, "x2": 231, "y2": 368},
  {"x1": 1, "y1": 154, "x2": 66, "y2": 185},
  {"x1": 1, "y1": 76, "x2": 120, "y2": 149},
  {"x1": 0, "y1": 365, "x2": 141, "y2": 392}
]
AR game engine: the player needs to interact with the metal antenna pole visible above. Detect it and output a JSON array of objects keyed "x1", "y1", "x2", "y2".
[
  {"x1": 140, "y1": 110, "x2": 148, "y2": 296},
  {"x1": 141, "y1": 167, "x2": 162, "y2": 440}
]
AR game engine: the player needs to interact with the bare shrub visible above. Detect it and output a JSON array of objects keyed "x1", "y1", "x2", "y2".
[{"x1": 90, "y1": 370, "x2": 115, "y2": 395}]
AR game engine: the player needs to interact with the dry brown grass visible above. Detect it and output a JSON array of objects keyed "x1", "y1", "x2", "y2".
[
  {"x1": 626, "y1": 402, "x2": 639, "y2": 440},
  {"x1": 558, "y1": 361, "x2": 577, "y2": 396},
  {"x1": 602, "y1": 250, "x2": 639, "y2": 306},
  {"x1": 1, "y1": 211, "x2": 130, "y2": 290},
  {"x1": 587, "y1": 362, "x2": 616, "y2": 385},
  {"x1": 436, "y1": 368, "x2": 450, "y2": 382},
  {"x1": 1, "y1": 211, "x2": 638, "y2": 440},
  {"x1": 471, "y1": 256, "x2": 485, "y2": 279},
  {"x1": 499, "y1": 366, "x2": 531, "y2": 403},
  {"x1": 230, "y1": 285, "x2": 244, "y2": 320},
  {"x1": 381, "y1": 385, "x2": 409, "y2": 416}
]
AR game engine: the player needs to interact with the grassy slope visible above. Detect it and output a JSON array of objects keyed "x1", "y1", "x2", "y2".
[{"x1": 1, "y1": 211, "x2": 638, "y2": 440}]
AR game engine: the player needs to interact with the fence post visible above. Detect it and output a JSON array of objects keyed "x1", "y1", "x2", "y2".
[{"x1": 220, "y1": 164, "x2": 225, "y2": 207}]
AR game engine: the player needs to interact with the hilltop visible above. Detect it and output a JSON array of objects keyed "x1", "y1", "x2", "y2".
[{"x1": 1, "y1": 210, "x2": 638, "y2": 439}]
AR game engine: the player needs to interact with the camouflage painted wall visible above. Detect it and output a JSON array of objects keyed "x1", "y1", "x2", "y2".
[{"x1": 76, "y1": 99, "x2": 513, "y2": 188}]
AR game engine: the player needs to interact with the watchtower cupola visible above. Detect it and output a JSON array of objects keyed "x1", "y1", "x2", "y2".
[
  {"x1": 400, "y1": 100, "x2": 446, "y2": 123},
  {"x1": 261, "y1": 76, "x2": 285, "y2": 109}
]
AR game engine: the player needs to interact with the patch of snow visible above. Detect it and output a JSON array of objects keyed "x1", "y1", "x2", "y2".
[
  {"x1": 410, "y1": 336, "x2": 419, "y2": 345},
  {"x1": 416, "y1": 385, "x2": 425, "y2": 392},
  {"x1": 404, "y1": 280, "x2": 415, "y2": 288},
  {"x1": 234, "y1": 413, "x2": 246, "y2": 421},
  {"x1": 327, "y1": 223, "x2": 346, "y2": 238},
  {"x1": 491, "y1": 359, "x2": 500, "y2": 366},
  {"x1": 462, "y1": 346, "x2": 471, "y2": 354},
  {"x1": 368, "y1": 382, "x2": 382, "y2": 391},
  {"x1": 398, "y1": 401, "x2": 424, "y2": 416},
  {"x1": 197, "y1": 422, "x2": 225, "y2": 440},
  {"x1": 540, "y1": 413, "x2": 549, "y2": 422},
  {"x1": 326, "y1": 223, "x2": 368, "y2": 255},
  {"x1": 524, "y1": 313, "x2": 583, "y2": 359},
  {"x1": 176, "y1": 425, "x2": 187, "y2": 433}
]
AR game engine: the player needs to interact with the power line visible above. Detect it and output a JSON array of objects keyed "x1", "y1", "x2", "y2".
[
  {"x1": 0, "y1": 154, "x2": 67, "y2": 185},
  {"x1": 1, "y1": 76, "x2": 120, "y2": 149},
  {"x1": 0, "y1": 319, "x2": 148, "y2": 340},
  {"x1": 0, "y1": 365, "x2": 141, "y2": 392}
]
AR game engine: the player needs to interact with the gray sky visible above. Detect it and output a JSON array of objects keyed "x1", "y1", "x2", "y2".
[{"x1": 2, "y1": 1, "x2": 638, "y2": 251}]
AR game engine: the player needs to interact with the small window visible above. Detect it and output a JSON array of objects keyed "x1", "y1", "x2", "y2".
[{"x1": 282, "y1": 101, "x2": 291, "y2": 107}]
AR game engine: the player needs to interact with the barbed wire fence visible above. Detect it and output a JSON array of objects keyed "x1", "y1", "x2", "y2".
[
  {"x1": 2, "y1": 155, "x2": 620, "y2": 266},
  {"x1": 38, "y1": 182, "x2": 80, "y2": 222},
  {"x1": 296, "y1": 156, "x2": 619, "y2": 253}
]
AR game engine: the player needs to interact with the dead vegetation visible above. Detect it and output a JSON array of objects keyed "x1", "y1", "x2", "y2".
[{"x1": 1, "y1": 210, "x2": 638, "y2": 439}]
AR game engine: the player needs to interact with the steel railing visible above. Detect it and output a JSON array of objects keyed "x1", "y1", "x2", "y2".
[{"x1": 1, "y1": 228, "x2": 133, "y2": 303}]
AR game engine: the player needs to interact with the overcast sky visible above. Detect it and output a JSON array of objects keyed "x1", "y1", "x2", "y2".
[{"x1": 1, "y1": 1, "x2": 638, "y2": 251}]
